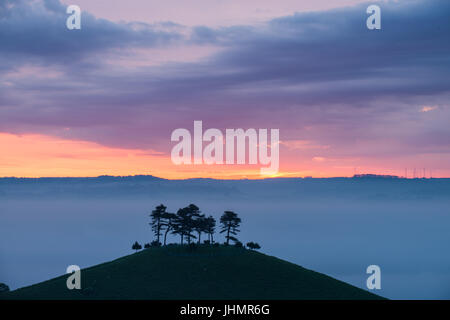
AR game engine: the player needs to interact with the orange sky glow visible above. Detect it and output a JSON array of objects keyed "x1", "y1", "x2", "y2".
[{"x1": 1, "y1": 133, "x2": 447, "y2": 179}]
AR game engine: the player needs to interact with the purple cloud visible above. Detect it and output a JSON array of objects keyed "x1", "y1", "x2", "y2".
[{"x1": 0, "y1": 0, "x2": 449, "y2": 165}]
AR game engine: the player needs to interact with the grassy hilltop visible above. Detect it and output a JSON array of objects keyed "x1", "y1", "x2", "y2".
[{"x1": 2, "y1": 245, "x2": 384, "y2": 300}]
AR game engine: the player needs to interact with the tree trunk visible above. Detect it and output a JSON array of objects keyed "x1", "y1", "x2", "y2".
[
  {"x1": 164, "y1": 226, "x2": 170, "y2": 246},
  {"x1": 226, "y1": 225, "x2": 230, "y2": 245},
  {"x1": 198, "y1": 232, "x2": 201, "y2": 244},
  {"x1": 156, "y1": 218, "x2": 161, "y2": 244}
]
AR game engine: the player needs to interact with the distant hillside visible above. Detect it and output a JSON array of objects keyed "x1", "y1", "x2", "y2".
[
  {"x1": 1, "y1": 175, "x2": 448, "y2": 200},
  {"x1": 2, "y1": 245, "x2": 384, "y2": 300}
]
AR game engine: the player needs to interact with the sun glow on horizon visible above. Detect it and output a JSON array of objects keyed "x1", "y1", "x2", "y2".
[{"x1": 0, "y1": 132, "x2": 448, "y2": 179}]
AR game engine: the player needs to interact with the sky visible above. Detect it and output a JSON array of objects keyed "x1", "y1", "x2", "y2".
[{"x1": 0, "y1": 0, "x2": 449, "y2": 179}]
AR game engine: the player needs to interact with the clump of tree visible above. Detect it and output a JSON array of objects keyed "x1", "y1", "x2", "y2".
[
  {"x1": 144, "y1": 203, "x2": 260, "y2": 251},
  {"x1": 132, "y1": 241, "x2": 142, "y2": 252},
  {"x1": 151, "y1": 204, "x2": 218, "y2": 246},
  {"x1": 246, "y1": 242, "x2": 261, "y2": 250}
]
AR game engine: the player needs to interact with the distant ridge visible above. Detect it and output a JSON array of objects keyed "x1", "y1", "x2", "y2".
[
  {"x1": 1, "y1": 174, "x2": 448, "y2": 200},
  {"x1": 0, "y1": 175, "x2": 167, "y2": 182},
  {"x1": 352, "y1": 174, "x2": 400, "y2": 179},
  {"x1": 0, "y1": 174, "x2": 448, "y2": 181}
]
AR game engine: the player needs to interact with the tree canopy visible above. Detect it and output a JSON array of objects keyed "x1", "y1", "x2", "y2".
[{"x1": 139, "y1": 204, "x2": 259, "y2": 252}]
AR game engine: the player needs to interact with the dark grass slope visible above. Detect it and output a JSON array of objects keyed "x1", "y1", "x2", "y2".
[{"x1": 2, "y1": 245, "x2": 384, "y2": 300}]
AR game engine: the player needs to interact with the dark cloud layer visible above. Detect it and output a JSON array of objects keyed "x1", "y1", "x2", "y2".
[{"x1": 0, "y1": 0, "x2": 184, "y2": 69}]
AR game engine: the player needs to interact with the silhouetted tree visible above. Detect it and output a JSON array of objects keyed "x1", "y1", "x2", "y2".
[
  {"x1": 171, "y1": 217, "x2": 184, "y2": 245},
  {"x1": 186, "y1": 204, "x2": 202, "y2": 244},
  {"x1": 172, "y1": 204, "x2": 201, "y2": 244},
  {"x1": 220, "y1": 211, "x2": 241, "y2": 245},
  {"x1": 0, "y1": 283, "x2": 9, "y2": 293},
  {"x1": 172, "y1": 207, "x2": 188, "y2": 245},
  {"x1": 193, "y1": 214, "x2": 208, "y2": 244},
  {"x1": 132, "y1": 241, "x2": 142, "y2": 252},
  {"x1": 205, "y1": 215, "x2": 216, "y2": 244},
  {"x1": 246, "y1": 242, "x2": 261, "y2": 250},
  {"x1": 161, "y1": 211, "x2": 177, "y2": 246},
  {"x1": 151, "y1": 240, "x2": 161, "y2": 247},
  {"x1": 144, "y1": 243, "x2": 151, "y2": 249},
  {"x1": 150, "y1": 204, "x2": 167, "y2": 244}
]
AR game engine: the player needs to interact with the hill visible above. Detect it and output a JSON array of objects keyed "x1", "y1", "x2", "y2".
[{"x1": 2, "y1": 245, "x2": 384, "y2": 300}]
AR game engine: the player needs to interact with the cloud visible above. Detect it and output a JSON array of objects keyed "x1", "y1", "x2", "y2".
[
  {"x1": 0, "y1": 0, "x2": 186, "y2": 71},
  {"x1": 280, "y1": 140, "x2": 330, "y2": 150},
  {"x1": 421, "y1": 106, "x2": 438, "y2": 112},
  {"x1": 0, "y1": 0, "x2": 449, "y2": 166}
]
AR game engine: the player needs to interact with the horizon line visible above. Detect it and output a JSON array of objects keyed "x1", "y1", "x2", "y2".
[{"x1": 0, "y1": 174, "x2": 448, "y2": 180}]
